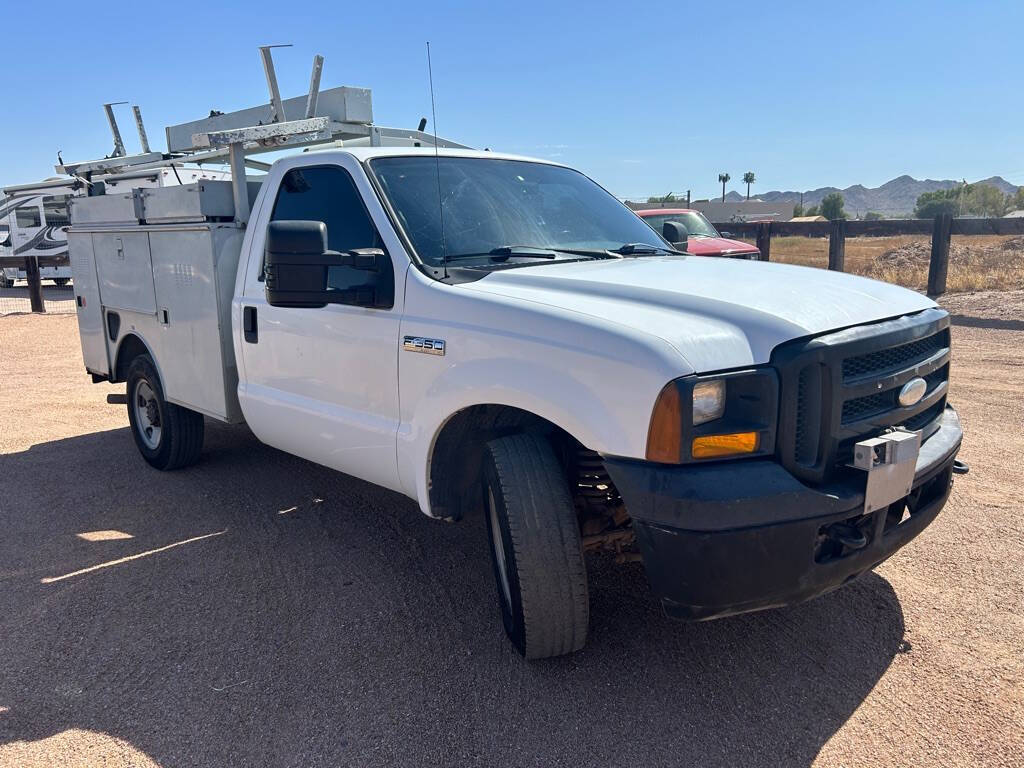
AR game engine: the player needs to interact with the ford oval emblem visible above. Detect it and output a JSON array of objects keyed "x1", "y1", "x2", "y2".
[{"x1": 898, "y1": 377, "x2": 927, "y2": 407}]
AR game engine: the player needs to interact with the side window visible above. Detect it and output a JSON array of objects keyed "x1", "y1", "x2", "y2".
[
  {"x1": 15, "y1": 203, "x2": 41, "y2": 228},
  {"x1": 269, "y1": 167, "x2": 384, "y2": 290},
  {"x1": 42, "y1": 196, "x2": 71, "y2": 227}
]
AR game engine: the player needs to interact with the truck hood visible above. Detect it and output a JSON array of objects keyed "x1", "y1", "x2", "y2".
[
  {"x1": 460, "y1": 255, "x2": 936, "y2": 373},
  {"x1": 685, "y1": 235, "x2": 760, "y2": 258}
]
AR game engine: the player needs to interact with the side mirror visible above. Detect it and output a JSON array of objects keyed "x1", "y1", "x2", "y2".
[
  {"x1": 662, "y1": 220, "x2": 688, "y2": 251},
  {"x1": 265, "y1": 220, "x2": 393, "y2": 309},
  {"x1": 267, "y1": 219, "x2": 327, "y2": 256}
]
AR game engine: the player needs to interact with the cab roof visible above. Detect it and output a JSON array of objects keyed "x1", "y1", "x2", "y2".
[
  {"x1": 635, "y1": 208, "x2": 698, "y2": 216},
  {"x1": 304, "y1": 146, "x2": 561, "y2": 166}
]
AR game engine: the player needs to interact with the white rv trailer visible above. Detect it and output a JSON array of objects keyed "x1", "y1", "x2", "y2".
[{"x1": 0, "y1": 167, "x2": 229, "y2": 288}]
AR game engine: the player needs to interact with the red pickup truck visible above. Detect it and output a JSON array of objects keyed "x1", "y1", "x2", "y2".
[{"x1": 637, "y1": 208, "x2": 760, "y2": 259}]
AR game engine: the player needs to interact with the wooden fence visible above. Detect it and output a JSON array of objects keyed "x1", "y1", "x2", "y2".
[{"x1": 710, "y1": 215, "x2": 1024, "y2": 296}]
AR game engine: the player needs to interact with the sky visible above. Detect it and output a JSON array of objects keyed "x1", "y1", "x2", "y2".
[{"x1": 2, "y1": 0, "x2": 1021, "y2": 200}]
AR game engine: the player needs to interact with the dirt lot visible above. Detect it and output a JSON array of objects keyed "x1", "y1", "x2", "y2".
[{"x1": 1, "y1": 296, "x2": 1022, "y2": 767}]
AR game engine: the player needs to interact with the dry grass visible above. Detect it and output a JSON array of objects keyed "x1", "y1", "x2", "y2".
[{"x1": 740, "y1": 234, "x2": 1024, "y2": 292}]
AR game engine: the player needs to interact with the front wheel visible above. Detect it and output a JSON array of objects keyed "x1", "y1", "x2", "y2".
[
  {"x1": 125, "y1": 354, "x2": 204, "y2": 470},
  {"x1": 483, "y1": 433, "x2": 589, "y2": 659}
]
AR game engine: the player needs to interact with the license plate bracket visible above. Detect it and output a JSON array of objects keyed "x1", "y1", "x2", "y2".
[{"x1": 851, "y1": 429, "x2": 921, "y2": 514}]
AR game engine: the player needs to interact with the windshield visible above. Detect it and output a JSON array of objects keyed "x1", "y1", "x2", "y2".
[
  {"x1": 641, "y1": 212, "x2": 720, "y2": 238},
  {"x1": 369, "y1": 156, "x2": 668, "y2": 267}
]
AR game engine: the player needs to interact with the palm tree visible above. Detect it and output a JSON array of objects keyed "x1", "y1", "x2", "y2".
[
  {"x1": 743, "y1": 171, "x2": 756, "y2": 201},
  {"x1": 718, "y1": 172, "x2": 730, "y2": 202}
]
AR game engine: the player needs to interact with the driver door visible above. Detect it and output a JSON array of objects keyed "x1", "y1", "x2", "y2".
[{"x1": 237, "y1": 161, "x2": 403, "y2": 492}]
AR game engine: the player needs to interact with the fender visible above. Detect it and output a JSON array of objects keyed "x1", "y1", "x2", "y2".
[
  {"x1": 110, "y1": 330, "x2": 172, "y2": 411},
  {"x1": 397, "y1": 272, "x2": 692, "y2": 517},
  {"x1": 403, "y1": 359, "x2": 625, "y2": 517}
]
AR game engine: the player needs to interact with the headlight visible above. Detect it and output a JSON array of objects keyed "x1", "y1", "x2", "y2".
[
  {"x1": 646, "y1": 369, "x2": 778, "y2": 464},
  {"x1": 692, "y1": 380, "x2": 726, "y2": 425}
]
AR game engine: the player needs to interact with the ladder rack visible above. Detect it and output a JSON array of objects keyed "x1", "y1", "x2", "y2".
[{"x1": 55, "y1": 46, "x2": 469, "y2": 224}]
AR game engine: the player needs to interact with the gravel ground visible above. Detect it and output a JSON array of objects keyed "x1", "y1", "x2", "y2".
[{"x1": 0, "y1": 298, "x2": 1022, "y2": 768}]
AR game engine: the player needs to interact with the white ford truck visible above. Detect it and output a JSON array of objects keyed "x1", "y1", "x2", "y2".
[{"x1": 67, "y1": 145, "x2": 964, "y2": 658}]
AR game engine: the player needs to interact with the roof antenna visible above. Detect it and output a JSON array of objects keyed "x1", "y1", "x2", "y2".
[{"x1": 426, "y1": 42, "x2": 448, "y2": 279}]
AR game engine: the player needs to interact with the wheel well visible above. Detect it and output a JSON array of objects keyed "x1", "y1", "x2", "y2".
[
  {"x1": 428, "y1": 405, "x2": 577, "y2": 521},
  {"x1": 113, "y1": 334, "x2": 149, "y2": 382}
]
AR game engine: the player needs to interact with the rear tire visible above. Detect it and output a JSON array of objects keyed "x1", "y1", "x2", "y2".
[
  {"x1": 483, "y1": 433, "x2": 589, "y2": 659},
  {"x1": 126, "y1": 355, "x2": 204, "y2": 470},
  {"x1": 53, "y1": 278, "x2": 69, "y2": 287}
]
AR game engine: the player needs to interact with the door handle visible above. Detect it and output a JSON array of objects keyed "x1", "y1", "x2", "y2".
[{"x1": 243, "y1": 306, "x2": 258, "y2": 343}]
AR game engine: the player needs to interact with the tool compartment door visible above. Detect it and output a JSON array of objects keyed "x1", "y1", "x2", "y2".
[
  {"x1": 149, "y1": 226, "x2": 241, "y2": 422},
  {"x1": 93, "y1": 232, "x2": 156, "y2": 314},
  {"x1": 68, "y1": 231, "x2": 109, "y2": 376}
]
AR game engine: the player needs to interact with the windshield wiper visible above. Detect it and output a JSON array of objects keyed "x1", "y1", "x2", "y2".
[
  {"x1": 446, "y1": 246, "x2": 559, "y2": 262},
  {"x1": 445, "y1": 245, "x2": 621, "y2": 262},
  {"x1": 611, "y1": 243, "x2": 685, "y2": 256}
]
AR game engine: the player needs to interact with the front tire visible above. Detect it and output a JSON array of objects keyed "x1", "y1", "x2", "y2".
[
  {"x1": 483, "y1": 433, "x2": 589, "y2": 659},
  {"x1": 125, "y1": 355, "x2": 204, "y2": 470}
]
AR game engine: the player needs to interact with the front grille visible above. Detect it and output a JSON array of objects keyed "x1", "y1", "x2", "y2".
[
  {"x1": 841, "y1": 364, "x2": 949, "y2": 425},
  {"x1": 842, "y1": 390, "x2": 891, "y2": 423},
  {"x1": 774, "y1": 308, "x2": 951, "y2": 484},
  {"x1": 794, "y1": 369, "x2": 809, "y2": 461},
  {"x1": 903, "y1": 400, "x2": 946, "y2": 432},
  {"x1": 842, "y1": 330, "x2": 948, "y2": 381},
  {"x1": 793, "y1": 364, "x2": 823, "y2": 467}
]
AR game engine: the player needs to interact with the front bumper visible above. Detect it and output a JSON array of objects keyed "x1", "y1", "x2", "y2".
[{"x1": 603, "y1": 405, "x2": 963, "y2": 621}]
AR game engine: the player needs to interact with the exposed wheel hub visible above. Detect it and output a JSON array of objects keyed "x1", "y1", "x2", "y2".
[{"x1": 133, "y1": 379, "x2": 162, "y2": 450}]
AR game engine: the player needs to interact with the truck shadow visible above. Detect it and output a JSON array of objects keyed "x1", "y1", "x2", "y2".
[
  {"x1": 0, "y1": 421, "x2": 906, "y2": 767},
  {"x1": 949, "y1": 313, "x2": 1024, "y2": 331}
]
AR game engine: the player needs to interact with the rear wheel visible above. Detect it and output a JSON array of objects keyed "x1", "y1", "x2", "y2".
[
  {"x1": 125, "y1": 355, "x2": 204, "y2": 470},
  {"x1": 53, "y1": 278, "x2": 70, "y2": 287},
  {"x1": 483, "y1": 433, "x2": 589, "y2": 659}
]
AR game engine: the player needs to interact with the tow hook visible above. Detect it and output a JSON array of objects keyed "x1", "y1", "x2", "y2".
[
  {"x1": 825, "y1": 522, "x2": 868, "y2": 551},
  {"x1": 952, "y1": 459, "x2": 970, "y2": 475}
]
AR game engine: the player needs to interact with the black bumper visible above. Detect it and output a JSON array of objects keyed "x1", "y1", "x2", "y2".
[{"x1": 604, "y1": 406, "x2": 963, "y2": 621}]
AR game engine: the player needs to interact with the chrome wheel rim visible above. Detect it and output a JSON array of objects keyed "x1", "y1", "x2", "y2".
[
  {"x1": 488, "y1": 487, "x2": 512, "y2": 609},
  {"x1": 133, "y1": 379, "x2": 161, "y2": 450}
]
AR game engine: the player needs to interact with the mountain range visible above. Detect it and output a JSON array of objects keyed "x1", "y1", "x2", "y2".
[{"x1": 723, "y1": 175, "x2": 1020, "y2": 216}]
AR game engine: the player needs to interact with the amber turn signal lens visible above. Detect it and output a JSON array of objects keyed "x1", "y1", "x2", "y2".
[
  {"x1": 646, "y1": 382, "x2": 684, "y2": 463},
  {"x1": 691, "y1": 432, "x2": 759, "y2": 459}
]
